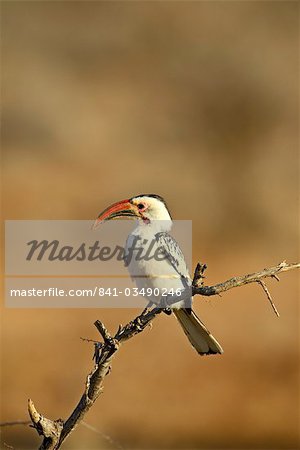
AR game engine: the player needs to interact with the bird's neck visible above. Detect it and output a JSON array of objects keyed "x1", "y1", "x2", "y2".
[{"x1": 135, "y1": 219, "x2": 172, "y2": 234}]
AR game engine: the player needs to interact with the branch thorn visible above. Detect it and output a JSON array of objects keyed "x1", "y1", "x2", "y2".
[{"x1": 257, "y1": 280, "x2": 280, "y2": 317}]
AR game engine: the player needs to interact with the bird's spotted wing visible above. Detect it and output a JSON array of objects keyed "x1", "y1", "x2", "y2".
[{"x1": 155, "y1": 232, "x2": 190, "y2": 281}]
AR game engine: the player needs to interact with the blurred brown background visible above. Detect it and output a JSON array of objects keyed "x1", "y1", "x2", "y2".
[{"x1": 1, "y1": 1, "x2": 299, "y2": 449}]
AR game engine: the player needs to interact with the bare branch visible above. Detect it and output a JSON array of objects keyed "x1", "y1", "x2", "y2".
[
  {"x1": 193, "y1": 261, "x2": 299, "y2": 317},
  {"x1": 193, "y1": 261, "x2": 299, "y2": 296},
  {"x1": 27, "y1": 260, "x2": 299, "y2": 449},
  {"x1": 27, "y1": 307, "x2": 162, "y2": 449}
]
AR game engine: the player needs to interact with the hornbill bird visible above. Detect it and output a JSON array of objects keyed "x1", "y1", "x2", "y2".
[{"x1": 94, "y1": 194, "x2": 223, "y2": 355}]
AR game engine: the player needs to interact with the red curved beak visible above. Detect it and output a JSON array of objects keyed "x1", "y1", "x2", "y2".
[{"x1": 93, "y1": 198, "x2": 138, "y2": 230}]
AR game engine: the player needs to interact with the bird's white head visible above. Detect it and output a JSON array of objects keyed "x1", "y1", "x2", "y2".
[{"x1": 94, "y1": 194, "x2": 172, "y2": 232}]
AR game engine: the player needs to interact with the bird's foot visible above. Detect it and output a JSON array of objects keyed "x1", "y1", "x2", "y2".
[
  {"x1": 159, "y1": 297, "x2": 172, "y2": 316},
  {"x1": 159, "y1": 296, "x2": 172, "y2": 314}
]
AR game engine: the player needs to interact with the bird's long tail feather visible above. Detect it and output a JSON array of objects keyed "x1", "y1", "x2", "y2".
[{"x1": 173, "y1": 308, "x2": 223, "y2": 355}]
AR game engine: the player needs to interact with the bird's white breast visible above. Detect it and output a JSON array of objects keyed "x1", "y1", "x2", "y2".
[{"x1": 125, "y1": 225, "x2": 191, "y2": 308}]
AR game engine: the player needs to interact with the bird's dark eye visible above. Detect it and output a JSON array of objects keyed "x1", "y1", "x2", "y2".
[{"x1": 137, "y1": 203, "x2": 145, "y2": 210}]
